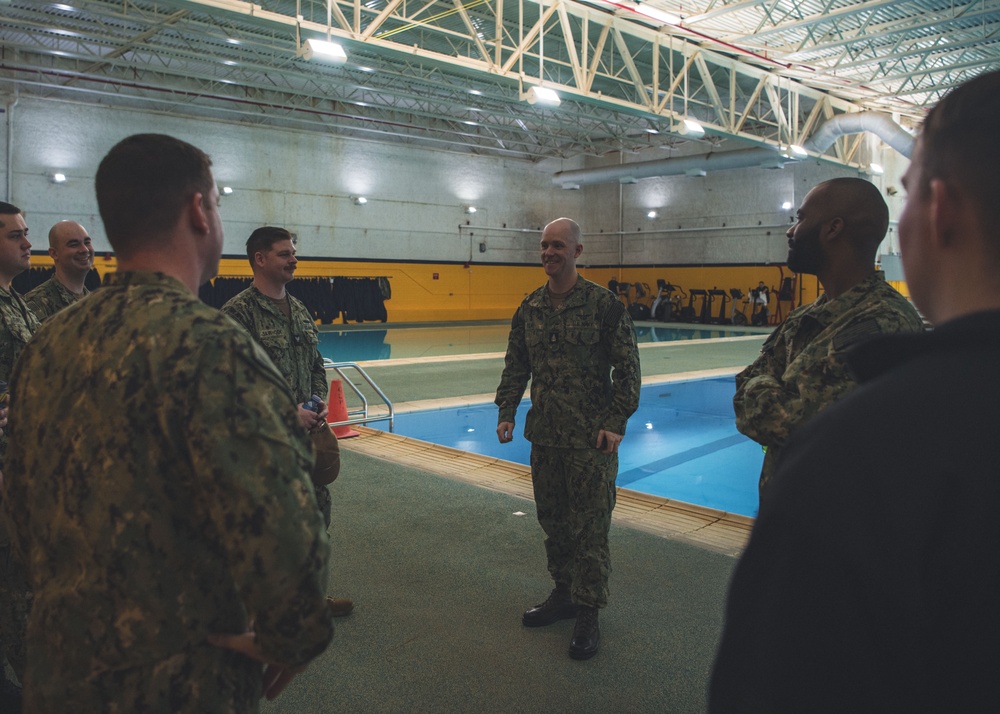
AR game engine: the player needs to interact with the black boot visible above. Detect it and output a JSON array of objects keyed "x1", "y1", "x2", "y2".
[
  {"x1": 568, "y1": 606, "x2": 600, "y2": 660},
  {"x1": 522, "y1": 585, "x2": 578, "y2": 627}
]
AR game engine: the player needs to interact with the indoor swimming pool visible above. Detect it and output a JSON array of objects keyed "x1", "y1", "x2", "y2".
[
  {"x1": 369, "y1": 376, "x2": 762, "y2": 517},
  {"x1": 318, "y1": 322, "x2": 761, "y2": 362}
]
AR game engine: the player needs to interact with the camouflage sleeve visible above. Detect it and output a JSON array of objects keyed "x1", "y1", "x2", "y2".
[
  {"x1": 218, "y1": 298, "x2": 252, "y2": 335},
  {"x1": 733, "y1": 326, "x2": 789, "y2": 442},
  {"x1": 602, "y1": 301, "x2": 641, "y2": 435},
  {"x1": 733, "y1": 323, "x2": 860, "y2": 448},
  {"x1": 23, "y1": 292, "x2": 48, "y2": 324},
  {"x1": 187, "y1": 341, "x2": 332, "y2": 668},
  {"x1": 309, "y1": 326, "x2": 328, "y2": 401},
  {"x1": 495, "y1": 307, "x2": 529, "y2": 424}
]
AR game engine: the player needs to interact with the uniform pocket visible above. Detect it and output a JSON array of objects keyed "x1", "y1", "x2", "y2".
[{"x1": 565, "y1": 327, "x2": 600, "y2": 346}]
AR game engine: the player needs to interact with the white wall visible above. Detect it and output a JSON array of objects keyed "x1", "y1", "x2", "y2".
[{"x1": 1, "y1": 96, "x2": 900, "y2": 266}]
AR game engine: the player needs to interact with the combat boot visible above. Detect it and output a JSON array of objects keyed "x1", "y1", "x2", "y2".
[
  {"x1": 568, "y1": 606, "x2": 600, "y2": 660},
  {"x1": 522, "y1": 584, "x2": 578, "y2": 627}
]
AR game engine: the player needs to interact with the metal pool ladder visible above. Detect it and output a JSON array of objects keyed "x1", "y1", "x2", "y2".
[{"x1": 324, "y1": 359, "x2": 395, "y2": 432}]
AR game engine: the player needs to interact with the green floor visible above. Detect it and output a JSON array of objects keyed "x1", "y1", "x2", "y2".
[
  {"x1": 262, "y1": 332, "x2": 767, "y2": 713},
  {"x1": 263, "y1": 450, "x2": 737, "y2": 714}
]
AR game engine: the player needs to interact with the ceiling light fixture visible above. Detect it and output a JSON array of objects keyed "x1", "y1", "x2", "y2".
[
  {"x1": 647, "y1": 210, "x2": 658, "y2": 219},
  {"x1": 221, "y1": 186, "x2": 234, "y2": 195},
  {"x1": 464, "y1": 205, "x2": 477, "y2": 214},
  {"x1": 673, "y1": 119, "x2": 705, "y2": 138},
  {"x1": 523, "y1": 86, "x2": 561, "y2": 107},
  {"x1": 301, "y1": 38, "x2": 348, "y2": 64},
  {"x1": 352, "y1": 196, "x2": 368, "y2": 205},
  {"x1": 629, "y1": 3, "x2": 682, "y2": 25},
  {"x1": 50, "y1": 172, "x2": 67, "y2": 184},
  {"x1": 782, "y1": 201, "x2": 793, "y2": 210},
  {"x1": 869, "y1": 162, "x2": 885, "y2": 175}
]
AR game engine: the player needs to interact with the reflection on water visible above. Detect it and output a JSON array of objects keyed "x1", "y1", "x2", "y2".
[
  {"x1": 371, "y1": 377, "x2": 761, "y2": 516},
  {"x1": 319, "y1": 323, "x2": 759, "y2": 362}
]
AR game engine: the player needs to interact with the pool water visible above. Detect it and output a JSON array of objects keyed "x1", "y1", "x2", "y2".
[{"x1": 371, "y1": 376, "x2": 762, "y2": 517}]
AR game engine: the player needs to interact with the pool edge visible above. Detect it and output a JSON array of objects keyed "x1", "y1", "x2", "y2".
[{"x1": 339, "y1": 425, "x2": 753, "y2": 558}]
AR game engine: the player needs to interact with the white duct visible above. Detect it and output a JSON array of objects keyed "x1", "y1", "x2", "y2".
[
  {"x1": 552, "y1": 147, "x2": 789, "y2": 188},
  {"x1": 552, "y1": 111, "x2": 914, "y2": 187},
  {"x1": 804, "y1": 111, "x2": 914, "y2": 158}
]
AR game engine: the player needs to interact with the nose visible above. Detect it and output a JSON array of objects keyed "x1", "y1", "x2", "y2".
[{"x1": 786, "y1": 224, "x2": 795, "y2": 239}]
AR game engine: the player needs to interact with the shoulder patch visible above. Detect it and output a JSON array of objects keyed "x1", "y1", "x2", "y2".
[{"x1": 602, "y1": 299, "x2": 626, "y2": 329}]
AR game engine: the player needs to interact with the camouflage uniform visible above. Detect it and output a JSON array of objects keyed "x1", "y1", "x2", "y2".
[
  {"x1": 496, "y1": 276, "x2": 640, "y2": 608},
  {"x1": 0, "y1": 272, "x2": 332, "y2": 712},
  {"x1": 0, "y1": 284, "x2": 37, "y2": 683},
  {"x1": 221, "y1": 286, "x2": 332, "y2": 522},
  {"x1": 734, "y1": 272, "x2": 923, "y2": 492},
  {"x1": 24, "y1": 276, "x2": 89, "y2": 322}
]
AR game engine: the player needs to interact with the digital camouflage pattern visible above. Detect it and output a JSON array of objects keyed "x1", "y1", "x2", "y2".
[
  {"x1": 496, "y1": 276, "x2": 640, "y2": 607},
  {"x1": 0, "y1": 271, "x2": 333, "y2": 711},
  {"x1": 0, "y1": 283, "x2": 37, "y2": 682},
  {"x1": 495, "y1": 277, "x2": 641, "y2": 448},
  {"x1": 734, "y1": 272, "x2": 924, "y2": 492},
  {"x1": 24, "y1": 276, "x2": 89, "y2": 323},
  {"x1": 221, "y1": 285, "x2": 333, "y2": 521},
  {"x1": 220, "y1": 286, "x2": 328, "y2": 403},
  {"x1": 531, "y1": 445, "x2": 618, "y2": 608}
]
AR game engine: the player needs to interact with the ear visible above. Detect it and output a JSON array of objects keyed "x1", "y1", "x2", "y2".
[
  {"x1": 574, "y1": 242, "x2": 584, "y2": 258},
  {"x1": 823, "y1": 216, "x2": 845, "y2": 243},
  {"x1": 188, "y1": 192, "x2": 210, "y2": 235},
  {"x1": 48, "y1": 247, "x2": 57, "y2": 259},
  {"x1": 928, "y1": 178, "x2": 958, "y2": 248}
]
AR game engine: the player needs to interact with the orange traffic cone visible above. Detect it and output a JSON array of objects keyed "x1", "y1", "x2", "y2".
[{"x1": 327, "y1": 379, "x2": 360, "y2": 438}]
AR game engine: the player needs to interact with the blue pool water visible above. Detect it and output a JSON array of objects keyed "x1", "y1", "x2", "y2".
[
  {"x1": 371, "y1": 376, "x2": 762, "y2": 517},
  {"x1": 318, "y1": 323, "x2": 759, "y2": 362}
]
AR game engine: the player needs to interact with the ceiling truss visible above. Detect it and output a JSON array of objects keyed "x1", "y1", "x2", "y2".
[{"x1": 1, "y1": 0, "x2": 998, "y2": 163}]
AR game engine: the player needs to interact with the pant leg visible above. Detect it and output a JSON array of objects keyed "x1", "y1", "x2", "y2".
[
  {"x1": 566, "y1": 448, "x2": 618, "y2": 608},
  {"x1": 531, "y1": 445, "x2": 618, "y2": 607},
  {"x1": 530, "y1": 445, "x2": 574, "y2": 588},
  {"x1": 315, "y1": 485, "x2": 332, "y2": 530}
]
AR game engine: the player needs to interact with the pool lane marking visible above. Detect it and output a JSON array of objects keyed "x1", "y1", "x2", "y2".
[
  {"x1": 363, "y1": 367, "x2": 745, "y2": 416},
  {"x1": 616, "y1": 433, "x2": 749, "y2": 488},
  {"x1": 353, "y1": 334, "x2": 766, "y2": 369}
]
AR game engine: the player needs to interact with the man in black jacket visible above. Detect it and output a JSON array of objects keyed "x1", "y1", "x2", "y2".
[{"x1": 710, "y1": 70, "x2": 1000, "y2": 713}]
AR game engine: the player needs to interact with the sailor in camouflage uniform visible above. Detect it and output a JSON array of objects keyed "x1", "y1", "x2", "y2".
[
  {"x1": 24, "y1": 220, "x2": 94, "y2": 322},
  {"x1": 496, "y1": 217, "x2": 640, "y2": 661},
  {"x1": 734, "y1": 178, "x2": 924, "y2": 494},
  {"x1": 221, "y1": 226, "x2": 353, "y2": 617},
  {"x1": 0, "y1": 202, "x2": 37, "y2": 709},
  {"x1": 0, "y1": 135, "x2": 333, "y2": 712}
]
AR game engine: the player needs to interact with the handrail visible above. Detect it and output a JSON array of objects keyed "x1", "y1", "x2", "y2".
[{"x1": 323, "y1": 359, "x2": 395, "y2": 432}]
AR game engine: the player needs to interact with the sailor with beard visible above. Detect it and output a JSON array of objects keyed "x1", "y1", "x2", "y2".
[
  {"x1": 733, "y1": 177, "x2": 923, "y2": 495},
  {"x1": 25, "y1": 221, "x2": 95, "y2": 322}
]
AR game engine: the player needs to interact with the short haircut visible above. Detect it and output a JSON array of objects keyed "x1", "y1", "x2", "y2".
[
  {"x1": 816, "y1": 177, "x2": 889, "y2": 258},
  {"x1": 95, "y1": 134, "x2": 213, "y2": 255},
  {"x1": 0, "y1": 202, "x2": 22, "y2": 220},
  {"x1": 245, "y1": 226, "x2": 293, "y2": 267},
  {"x1": 918, "y1": 70, "x2": 1000, "y2": 238},
  {"x1": 543, "y1": 217, "x2": 582, "y2": 246}
]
